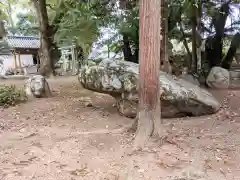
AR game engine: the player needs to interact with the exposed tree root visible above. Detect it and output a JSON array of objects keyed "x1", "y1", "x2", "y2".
[
  {"x1": 133, "y1": 103, "x2": 164, "y2": 151},
  {"x1": 133, "y1": 109, "x2": 154, "y2": 150}
]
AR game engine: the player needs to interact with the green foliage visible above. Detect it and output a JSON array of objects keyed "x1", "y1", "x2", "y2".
[
  {"x1": 8, "y1": 12, "x2": 39, "y2": 36},
  {"x1": 87, "y1": 60, "x2": 97, "y2": 66},
  {"x1": 108, "y1": 42, "x2": 122, "y2": 54},
  {"x1": 2, "y1": 0, "x2": 240, "y2": 69},
  {"x1": 0, "y1": 85, "x2": 27, "y2": 107},
  {"x1": 52, "y1": 0, "x2": 113, "y2": 55}
]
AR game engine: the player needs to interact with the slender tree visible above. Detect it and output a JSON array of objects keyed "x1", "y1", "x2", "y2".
[
  {"x1": 196, "y1": 0, "x2": 202, "y2": 72},
  {"x1": 0, "y1": 20, "x2": 6, "y2": 38},
  {"x1": 134, "y1": 0, "x2": 162, "y2": 148},
  {"x1": 191, "y1": 2, "x2": 198, "y2": 73},
  {"x1": 32, "y1": 0, "x2": 55, "y2": 76},
  {"x1": 161, "y1": 0, "x2": 171, "y2": 73}
]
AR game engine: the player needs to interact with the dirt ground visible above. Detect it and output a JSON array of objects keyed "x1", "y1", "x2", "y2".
[{"x1": 0, "y1": 76, "x2": 240, "y2": 180}]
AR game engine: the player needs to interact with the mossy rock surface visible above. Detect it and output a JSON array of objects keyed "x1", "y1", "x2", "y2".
[{"x1": 78, "y1": 59, "x2": 220, "y2": 118}]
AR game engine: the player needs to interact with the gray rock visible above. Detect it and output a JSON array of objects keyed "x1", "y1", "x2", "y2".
[
  {"x1": 206, "y1": 66, "x2": 230, "y2": 89},
  {"x1": 24, "y1": 75, "x2": 52, "y2": 98},
  {"x1": 78, "y1": 60, "x2": 220, "y2": 118},
  {"x1": 0, "y1": 75, "x2": 6, "y2": 79},
  {"x1": 180, "y1": 74, "x2": 200, "y2": 86}
]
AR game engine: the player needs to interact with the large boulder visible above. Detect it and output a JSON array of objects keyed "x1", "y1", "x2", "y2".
[
  {"x1": 78, "y1": 60, "x2": 220, "y2": 118},
  {"x1": 180, "y1": 74, "x2": 200, "y2": 86},
  {"x1": 24, "y1": 75, "x2": 52, "y2": 98},
  {"x1": 206, "y1": 66, "x2": 230, "y2": 89}
]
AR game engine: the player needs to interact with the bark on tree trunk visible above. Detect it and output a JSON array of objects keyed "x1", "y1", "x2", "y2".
[
  {"x1": 180, "y1": 22, "x2": 192, "y2": 70},
  {"x1": 191, "y1": 5, "x2": 198, "y2": 73},
  {"x1": 205, "y1": 3, "x2": 230, "y2": 69},
  {"x1": 222, "y1": 33, "x2": 240, "y2": 69},
  {"x1": 76, "y1": 45, "x2": 84, "y2": 72},
  {"x1": 7, "y1": 2, "x2": 14, "y2": 29},
  {"x1": 134, "y1": 0, "x2": 162, "y2": 149},
  {"x1": 164, "y1": 0, "x2": 171, "y2": 73},
  {"x1": 32, "y1": 0, "x2": 55, "y2": 77},
  {"x1": 196, "y1": 2, "x2": 202, "y2": 73},
  {"x1": 122, "y1": 34, "x2": 134, "y2": 62},
  {"x1": 0, "y1": 20, "x2": 6, "y2": 38},
  {"x1": 160, "y1": 0, "x2": 171, "y2": 73}
]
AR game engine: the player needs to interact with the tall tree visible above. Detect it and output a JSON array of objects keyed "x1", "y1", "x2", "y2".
[
  {"x1": 119, "y1": 0, "x2": 139, "y2": 63},
  {"x1": 196, "y1": 0, "x2": 202, "y2": 72},
  {"x1": 134, "y1": 0, "x2": 162, "y2": 148},
  {"x1": 161, "y1": 0, "x2": 171, "y2": 73},
  {"x1": 32, "y1": 0, "x2": 56, "y2": 76},
  {"x1": 0, "y1": 20, "x2": 6, "y2": 38},
  {"x1": 191, "y1": 1, "x2": 198, "y2": 73}
]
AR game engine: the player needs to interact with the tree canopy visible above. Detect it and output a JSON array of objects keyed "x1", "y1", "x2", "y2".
[{"x1": 0, "y1": 0, "x2": 240, "y2": 75}]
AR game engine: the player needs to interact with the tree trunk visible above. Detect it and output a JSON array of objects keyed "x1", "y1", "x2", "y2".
[
  {"x1": 205, "y1": 2, "x2": 230, "y2": 69},
  {"x1": 76, "y1": 45, "x2": 85, "y2": 73},
  {"x1": 196, "y1": 2, "x2": 202, "y2": 73},
  {"x1": 0, "y1": 20, "x2": 6, "y2": 38},
  {"x1": 122, "y1": 34, "x2": 134, "y2": 62},
  {"x1": 120, "y1": 0, "x2": 139, "y2": 64},
  {"x1": 132, "y1": 47, "x2": 139, "y2": 64},
  {"x1": 7, "y1": 2, "x2": 14, "y2": 29},
  {"x1": 191, "y1": 4, "x2": 198, "y2": 73},
  {"x1": 180, "y1": 22, "x2": 192, "y2": 69},
  {"x1": 164, "y1": 1, "x2": 171, "y2": 73},
  {"x1": 160, "y1": 0, "x2": 171, "y2": 73},
  {"x1": 222, "y1": 33, "x2": 240, "y2": 69},
  {"x1": 32, "y1": 0, "x2": 55, "y2": 77},
  {"x1": 134, "y1": 0, "x2": 162, "y2": 149}
]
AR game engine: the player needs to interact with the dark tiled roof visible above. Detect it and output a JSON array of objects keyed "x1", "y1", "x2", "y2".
[{"x1": 5, "y1": 36, "x2": 40, "y2": 49}]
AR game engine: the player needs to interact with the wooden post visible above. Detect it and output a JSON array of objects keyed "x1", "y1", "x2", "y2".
[
  {"x1": 71, "y1": 45, "x2": 77, "y2": 75},
  {"x1": 18, "y1": 53, "x2": 23, "y2": 74},
  {"x1": 13, "y1": 52, "x2": 17, "y2": 69},
  {"x1": 36, "y1": 53, "x2": 40, "y2": 72},
  {"x1": 134, "y1": 0, "x2": 162, "y2": 148},
  {"x1": 18, "y1": 53, "x2": 21, "y2": 68}
]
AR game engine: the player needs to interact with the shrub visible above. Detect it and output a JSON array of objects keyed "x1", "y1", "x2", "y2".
[{"x1": 0, "y1": 85, "x2": 27, "y2": 107}]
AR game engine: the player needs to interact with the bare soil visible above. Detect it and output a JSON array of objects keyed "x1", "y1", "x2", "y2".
[{"x1": 0, "y1": 76, "x2": 240, "y2": 180}]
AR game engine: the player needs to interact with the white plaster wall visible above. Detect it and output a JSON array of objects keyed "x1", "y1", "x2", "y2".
[
  {"x1": 20, "y1": 54, "x2": 34, "y2": 67},
  {"x1": 0, "y1": 54, "x2": 34, "y2": 75},
  {"x1": 0, "y1": 55, "x2": 13, "y2": 75}
]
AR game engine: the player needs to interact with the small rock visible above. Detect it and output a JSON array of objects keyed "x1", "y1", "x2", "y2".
[
  {"x1": 206, "y1": 66, "x2": 230, "y2": 89},
  {"x1": 84, "y1": 101, "x2": 93, "y2": 107},
  {"x1": 24, "y1": 75, "x2": 52, "y2": 98},
  {"x1": 79, "y1": 97, "x2": 93, "y2": 107},
  {"x1": 138, "y1": 169, "x2": 145, "y2": 173},
  {"x1": 180, "y1": 74, "x2": 200, "y2": 86}
]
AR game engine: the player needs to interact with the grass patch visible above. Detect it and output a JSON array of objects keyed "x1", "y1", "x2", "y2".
[{"x1": 0, "y1": 85, "x2": 27, "y2": 107}]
